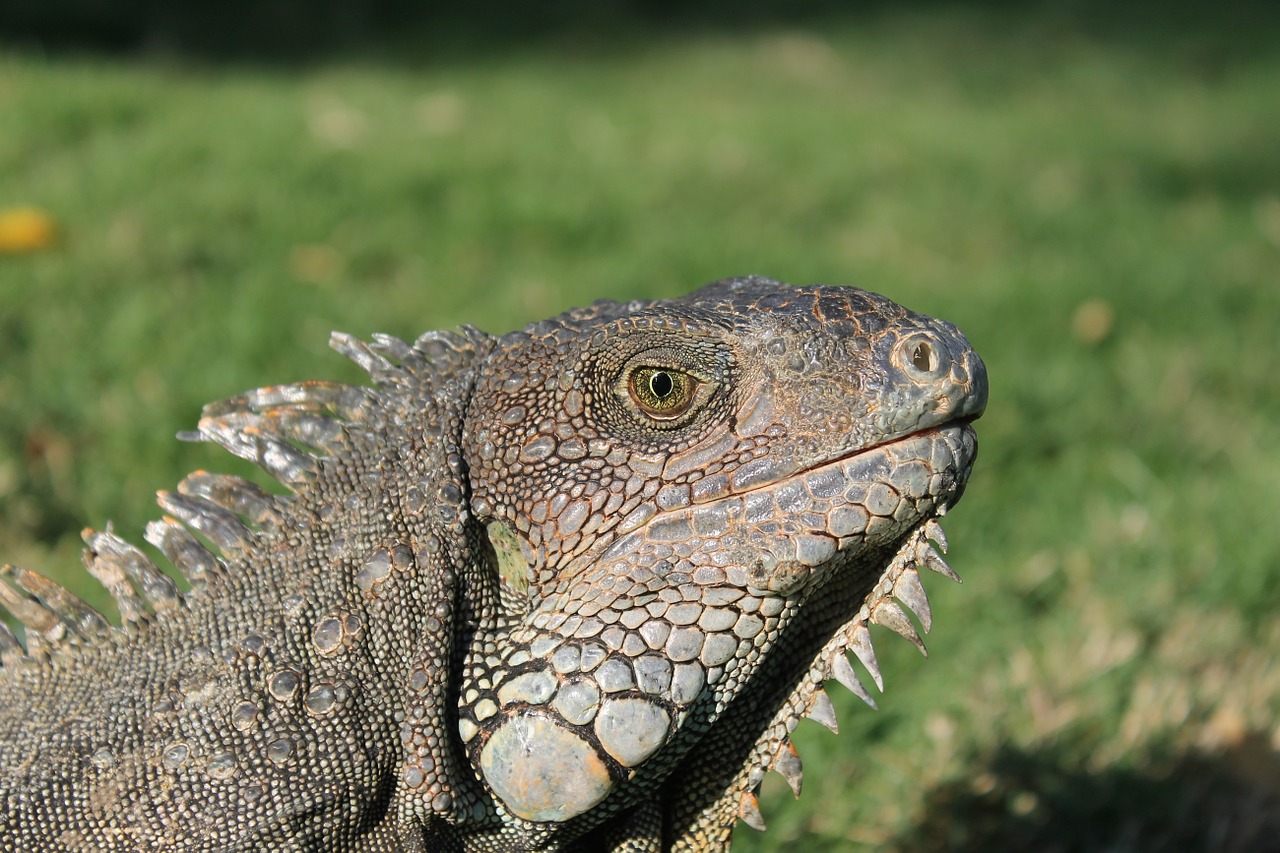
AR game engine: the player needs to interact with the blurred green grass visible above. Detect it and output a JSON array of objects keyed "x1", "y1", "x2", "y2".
[{"x1": 2, "y1": 4, "x2": 1279, "y2": 850}]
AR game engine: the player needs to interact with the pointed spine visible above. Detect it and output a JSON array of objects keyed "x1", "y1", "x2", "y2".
[
  {"x1": 201, "y1": 381, "x2": 376, "y2": 424},
  {"x1": 83, "y1": 529, "x2": 179, "y2": 614},
  {"x1": 893, "y1": 566, "x2": 933, "y2": 633},
  {"x1": 806, "y1": 686, "x2": 840, "y2": 733},
  {"x1": 157, "y1": 492, "x2": 255, "y2": 558},
  {"x1": 411, "y1": 326, "x2": 493, "y2": 380},
  {"x1": 263, "y1": 408, "x2": 351, "y2": 456},
  {"x1": 737, "y1": 792, "x2": 767, "y2": 832},
  {"x1": 145, "y1": 518, "x2": 222, "y2": 589},
  {"x1": 334, "y1": 327, "x2": 496, "y2": 394},
  {"x1": 0, "y1": 620, "x2": 24, "y2": 666},
  {"x1": 0, "y1": 569, "x2": 64, "y2": 647},
  {"x1": 330, "y1": 332, "x2": 405, "y2": 389},
  {"x1": 2, "y1": 564, "x2": 109, "y2": 642},
  {"x1": 185, "y1": 413, "x2": 320, "y2": 490},
  {"x1": 178, "y1": 471, "x2": 285, "y2": 530},
  {"x1": 920, "y1": 546, "x2": 962, "y2": 583},
  {"x1": 871, "y1": 599, "x2": 928, "y2": 657},
  {"x1": 849, "y1": 623, "x2": 884, "y2": 691},
  {"x1": 831, "y1": 652, "x2": 878, "y2": 710},
  {"x1": 924, "y1": 518, "x2": 949, "y2": 553},
  {"x1": 772, "y1": 740, "x2": 804, "y2": 797},
  {"x1": 80, "y1": 539, "x2": 145, "y2": 627},
  {"x1": 369, "y1": 332, "x2": 419, "y2": 368}
]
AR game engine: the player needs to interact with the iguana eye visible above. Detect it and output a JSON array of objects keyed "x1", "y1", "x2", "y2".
[{"x1": 628, "y1": 366, "x2": 698, "y2": 419}]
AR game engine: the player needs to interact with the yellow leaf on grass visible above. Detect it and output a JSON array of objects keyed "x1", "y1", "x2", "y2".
[{"x1": 0, "y1": 207, "x2": 58, "y2": 254}]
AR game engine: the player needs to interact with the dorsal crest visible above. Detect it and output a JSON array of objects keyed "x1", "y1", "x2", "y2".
[{"x1": 0, "y1": 326, "x2": 493, "y2": 663}]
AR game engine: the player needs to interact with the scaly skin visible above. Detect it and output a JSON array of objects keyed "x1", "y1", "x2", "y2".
[{"x1": 0, "y1": 277, "x2": 986, "y2": 851}]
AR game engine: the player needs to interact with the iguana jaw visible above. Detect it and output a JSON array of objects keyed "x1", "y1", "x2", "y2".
[
  {"x1": 460, "y1": 422, "x2": 977, "y2": 828},
  {"x1": 660, "y1": 425, "x2": 978, "y2": 843}
]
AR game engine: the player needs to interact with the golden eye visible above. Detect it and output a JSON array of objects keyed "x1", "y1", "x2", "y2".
[{"x1": 628, "y1": 366, "x2": 697, "y2": 419}]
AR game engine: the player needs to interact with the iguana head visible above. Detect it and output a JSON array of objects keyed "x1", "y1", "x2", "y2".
[{"x1": 459, "y1": 277, "x2": 986, "y2": 836}]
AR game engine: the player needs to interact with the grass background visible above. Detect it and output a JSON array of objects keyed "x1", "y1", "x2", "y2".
[{"x1": 2, "y1": 2, "x2": 1279, "y2": 849}]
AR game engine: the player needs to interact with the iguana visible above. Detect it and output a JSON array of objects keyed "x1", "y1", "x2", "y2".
[{"x1": 0, "y1": 276, "x2": 987, "y2": 851}]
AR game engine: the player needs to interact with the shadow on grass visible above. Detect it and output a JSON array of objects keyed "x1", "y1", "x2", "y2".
[
  {"x1": 1, "y1": 0, "x2": 1278, "y2": 67},
  {"x1": 894, "y1": 732, "x2": 1280, "y2": 853}
]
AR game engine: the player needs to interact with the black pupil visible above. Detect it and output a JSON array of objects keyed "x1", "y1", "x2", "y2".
[{"x1": 649, "y1": 371, "x2": 675, "y2": 399}]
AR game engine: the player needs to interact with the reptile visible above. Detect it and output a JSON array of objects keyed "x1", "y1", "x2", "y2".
[{"x1": 0, "y1": 276, "x2": 986, "y2": 851}]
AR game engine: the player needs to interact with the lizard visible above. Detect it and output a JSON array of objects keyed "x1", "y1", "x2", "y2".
[{"x1": 0, "y1": 276, "x2": 987, "y2": 851}]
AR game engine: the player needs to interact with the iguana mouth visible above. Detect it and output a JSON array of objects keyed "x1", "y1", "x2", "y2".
[
  {"x1": 634, "y1": 418, "x2": 977, "y2": 518},
  {"x1": 610, "y1": 420, "x2": 977, "y2": 577}
]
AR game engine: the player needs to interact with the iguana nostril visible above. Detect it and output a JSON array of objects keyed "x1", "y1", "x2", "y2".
[
  {"x1": 912, "y1": 341, "x2": 934, "y2": 372},
  {"x1": 897, "y1": 335, "x2": 944, "y2": 378}
]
